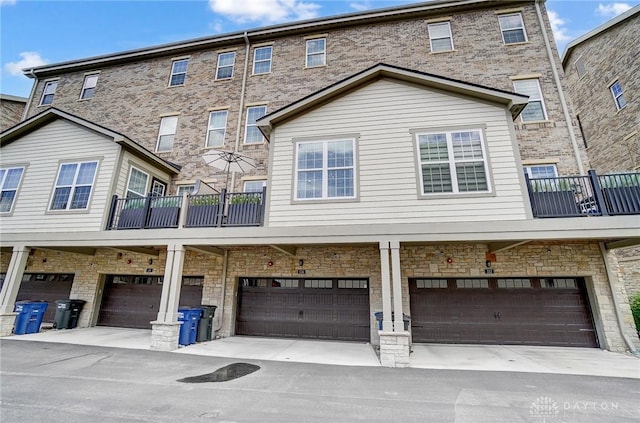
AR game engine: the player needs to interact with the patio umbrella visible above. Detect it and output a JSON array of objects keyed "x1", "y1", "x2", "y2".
[{"x1": 202, "y1": 149, "x2": 256, "y2": 190}]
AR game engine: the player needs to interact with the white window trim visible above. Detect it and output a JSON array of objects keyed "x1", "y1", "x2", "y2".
[
  {"x1": 294, "y1": 138, "x2": 357, "y2": 201},
  {"x1": 523, "y1": 164, "x2": 558, "y2": 179},
  {"x1": 48, "y1": 161, "x2": 98, "y2": 211},
  {"x1": 498, "y1": 13, "x2": 528, "y2": 44},
  {"x1": 39, "y1": 80, "x2": 58, "y2": 106},
  {"x1": 205, "y1": 110, "x2": 228, "y2": 148},
  {"x1": 168, "y1": 58, "x2": 189, "y2": 87},
  {"x1": 0, "y1": 166, "x2": 25, "y2": 214},
  {"x1": 610, "y1": 81, "x2": 626, "y2": 111},
  {"x1": 415, "y1": 129, "x2": 492, "y2": 196},
  {"x1": 243, "y1": 180, "x2": 267, "y2": 192},
  {"x1": 252, "y1": 46, "x2": 273, "y2": 75},
  {"x1": 428, "y1": 21, "x2": 454, "y2": 53},
  {"x1": 79, "y1": 73, "x2": 99, "y2": 100},
  {"x1": 216, "y1": 52, "x2": 236, "y2": 80},
  {"x1": 156, "y1": 116, "x2": 178, "y2": 152},
  {"x1": 305, "y1": 38, "x2": 326, "y2": 68},
  {"x1": 513, "y1": 79, "x2": 548, "y2": 122},
  {"x1": 176, "y1": 184, "x2": 196, "y2": 196},
  {"x1": 244, "y1": 105, "x2": 267, "y2": 144},
  {"x1": 151, "y1": 179, "x2": 167, "y2": 196},
  {"x1": 126, "y1": 166, "x2": 149, "y2": 198}
]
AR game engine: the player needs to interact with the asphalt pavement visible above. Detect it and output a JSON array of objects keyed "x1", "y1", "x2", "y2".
[{"x1": 1, "y1": 340, "x2": 639, "y2": 422}]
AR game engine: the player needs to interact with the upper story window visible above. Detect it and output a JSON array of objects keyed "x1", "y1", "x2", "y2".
[
  {"x1": 126, "y1": 167, "x2": 152, "y2": 198},
  {"x1": 80, "y1": 74, "x2": 99, "y2": 100},
  {"x1": 575, "y1": 58, "x2": 586, "y2": 78},
  {"x1": 253, "y1": 46, "x2": 273, "y2": 75},
  {"x1": 39, "y1": 81, "x2": 58, "y2": 105},
  {"x1": 206, "y1": 110, "x2": 228, "y2": 148},
  {"x1": 0, "y1": 167, "x2": 25, "y2": 213},
  {"x1": 306, "y1": 38, "x2": 326, "y2": 68},
  {"x1": 416, "y1": 129, "x2": 490, "y2": 195},
  {"x1": 49, "y1": 161, "x2": 98, "y2": 210},
  {"x1": 498, "y1": 13, "x2": 527, "y2": 44},
  {"x1": 295, "y1": 138, "x2": 356, "y2": 200},
  {"x1": 244, "y1": 105, "x2": 267, "y2": 144},
  {"x1": 524, "y1": 164, "x2": 558, "y2": 179},
  {"x1": 428, "y1": 22, "x2": 454, "y2": 52},
  {"x1": 216, "y1": 52, "x2": 235, "y2": 80},
  {"x1": 156, "y1": 116, "x2": 178, "y2": 152},
  {"x1": 151, "y1": 179, "x2": 166, "y2": 196},
  {"x1": 244, "y1": 180, "x2": 266, "y2": 192},
  {"x1": 610, "y1": 80, "x2": 627, "y2": 111},
  {"x1": 513, "y1": 79, "x2": 547, "y2": 122},
  {"x1": 169, "y1": 59, "x2": 189, "y2": 86}
]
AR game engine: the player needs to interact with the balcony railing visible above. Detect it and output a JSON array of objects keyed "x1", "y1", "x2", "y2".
[
  {"x1": 106, "y1": 188, "x2": 266, "y2": 230},
  {"x1": 525, "y1": 170, "x2": 640, "y2": 218}
]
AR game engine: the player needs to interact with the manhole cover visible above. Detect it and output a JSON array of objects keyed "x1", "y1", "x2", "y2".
[{"x1": 177, "y1": 363, "x2": 260, "y2": 383}]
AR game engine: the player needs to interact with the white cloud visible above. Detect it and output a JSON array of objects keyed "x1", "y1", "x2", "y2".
[
  {"x1": 596, "y1": 2, "x2": 632, "y2": 18},
  {"x1": 208, "y1": 0, "x2": 320, "y2": 23},
  {"x1": 0, "y1": 0, "x2": 17, "y2": 6},
  {"x1": 4, "y1": 52, "x2": 48, "y2": 75},
  {"x1": 547, "y1": 10, "x2": 572, "y2": 42},
  {"x1": 210, "y1": 20, "x2": 225, "y2": 33},
  {"x1": 349, "y1": 1, "x2": 371, "y2": 11}
]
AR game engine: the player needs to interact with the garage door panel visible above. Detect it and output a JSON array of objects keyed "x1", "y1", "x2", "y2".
[{"x1": 13, "y1": 274, "x2": 74, "y2": 323}]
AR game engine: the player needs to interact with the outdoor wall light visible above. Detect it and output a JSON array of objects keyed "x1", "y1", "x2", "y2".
[
  {"x1": 486, "y1": 260, "x2": 492, "y2": 268},
  {"x1": 268, "y1": 261, "x2": 273, "y2": 267},
  {"x1": 42, "y1": 258, "x2": 47, "y2": 263},
  {"x1": 126, "y1": 259, "x2": 132, "y2": 264},
  {"x1": 298, "y1": 259, "x2": 304, "y2": 267},
  {"x1": 148, "y1": 258, "x2": 153, "y2": 265},
  {"x1": 117, "y1": 252, "x2": 122, "y2": 259},
  {"x1": 446, "y1": 257, "x2": 453, "y2": 264}
]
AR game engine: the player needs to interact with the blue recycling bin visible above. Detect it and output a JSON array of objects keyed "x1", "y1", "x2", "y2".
[
  {"x1": 178, "y1": 307, "x2": 202, "y2": 346},
  {"x1": 13, "y1": 301, "x2": 49, "y2": 335}
]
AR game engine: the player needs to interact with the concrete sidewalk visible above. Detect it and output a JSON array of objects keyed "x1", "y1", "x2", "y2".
[{"x1": 4, "y1": 327, "x2": 639, "y2": 378}]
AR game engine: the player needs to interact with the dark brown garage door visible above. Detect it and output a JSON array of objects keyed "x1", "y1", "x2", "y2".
[
  {"x1": 409, "y1": 277, "x2": 598, "y2": 347},
  {"x1": 14, "y1": 273, "x2": 74, "y2": 323},
  {"x1": 236, "y1": 277, "x2": 370, "y2": 341},
  {"x1": 98, "y1": 275, "x2": 204, "y2": 329}
]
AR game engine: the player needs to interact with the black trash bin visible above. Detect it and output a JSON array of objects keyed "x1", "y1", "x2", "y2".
[
  {"x1": 374, "y1": 312, "x2": 411, "y2": 331},
  {"x1": 53, "y1": 299, "x2": 86, "y2": 329},
  {"x1": 196, "y1": 305, "x2": 217, "y2": 342}
]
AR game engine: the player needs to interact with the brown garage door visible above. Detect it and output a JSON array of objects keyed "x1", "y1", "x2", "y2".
[
  {"x1": 409, "y1": 277, "x2": 598, "y2": 347},
  {"x1": 236, "y1": 277, "x2": 370, "y2": 341},
  {"x1": 14, "y1": 273, "x2": 74, "y2": 323},
  {"x1": 98, "y1": 275, "x2": 204, "y2": 329}
]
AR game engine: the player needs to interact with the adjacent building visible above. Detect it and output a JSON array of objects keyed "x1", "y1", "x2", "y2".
[
  {"x1": 0, "y1": 94, "x2": 27, "y2": 132},
  {"x1": 1, "y1": 0, "x2": 638, "y2": 367}
]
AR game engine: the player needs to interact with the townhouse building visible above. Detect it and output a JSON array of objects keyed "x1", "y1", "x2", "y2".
[
  {"x1": 1, "y1": 0, "x2": 638, "y2": 367},
  {"x1": 0, "y1": 94, "x2": 27, "y2": 132}
]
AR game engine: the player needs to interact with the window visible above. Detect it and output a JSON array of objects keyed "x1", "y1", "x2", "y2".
[
  {"x1": 524, "y1": 164, "x2": 557, "y2": 179},
  {"x1": 575, "y1": 58, "x2": 586, "y2": 78},
  {"x1": 295, "y1": 138, "x2": 356, "y2": 200},
  {"x1": 244, "y1": 105, "x2": 267, "y2": 144},
  {"x1": 513, "y1": 79, "x2": 547, "y2": 121},
  {"x1": 416, "y1": 129, "x2": 490, "y2": 195},
  {"x1": 126, "y1": 167, "x2": 149, "y2": 198},
  {"x1": 177, "y1": 185, "x2": 196, "y2": 196},
  {"x1": 456, "y1": 279, "x2": 489, "y2": 288},
  {"x1": 216, "y1": 52, "x2": 235, "y2": 80},
  {"x1": 156, "y1": 116, "x2": 178, "y2": 152},
  {"x1": 49, "y1": 161, "x2": 98, "y2": 210},
  {"x1": 40, "y1": 81, "x2": 58, "y2": 105},
  {"x1": 306, "y1": 38, "x2": 326, "y2": 67},
  {"x1": 206, "y1": 110, "x2": 228, "y2": 148},
  {"x1": 253, "y1": 46, "x2": 272, "y2": 74},
  {"x1": 497, "y1": 279, "x2": 532, "y2": 288},
  {"x1": 151, "y1": 179, "x2": 166, "y2": 196},
  {"x1": 169, "y1": 59, "x2": 189, "y2": 86},
  {"x1": 542, "y1": 278, "x2": 577, "y2": 289},
  {"x1": 415, "y1": 279, "x2": 448, "y2": 289},
  {"x1": 498, "y1": 13, "x2": 527, "y2": 44},
  {"x1": 244, "y1": 180, "x2": 266, "y2": 192},
  {"x1": 610, "y1": 80, "x2": 627, "y2": 110},
  {"x1": 80, "y1": 74, "x2": 99, "y2": 99},
  {"x1": 428, "y1": 22, "x2": 454, "y2": 52},
  {"x1": 0, "y1": 167, "x2": 25, "y2": 213}
]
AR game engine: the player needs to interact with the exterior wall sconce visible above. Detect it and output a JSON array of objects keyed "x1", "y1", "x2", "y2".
[
  {"x1": 446, "y1": 257, "x2": 453, "y2": 264},
  {"x1": 268, "y1": 261, "x2": 273, "y2": 267},
  {"x1": 298, "y1": 259, "x2": 304, "y2": 267},
  {"x1": 148, "y1": 259, "x2": 153, "y2": 265}
]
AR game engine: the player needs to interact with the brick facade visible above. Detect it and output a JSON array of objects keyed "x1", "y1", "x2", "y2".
[{"x1": 0, "y1": 96, "x2": 27, "y2": 132}]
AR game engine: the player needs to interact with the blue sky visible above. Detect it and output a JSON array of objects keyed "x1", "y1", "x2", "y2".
[{"x1": 1, "y1": 0, "x2": 638, "y2": 98}]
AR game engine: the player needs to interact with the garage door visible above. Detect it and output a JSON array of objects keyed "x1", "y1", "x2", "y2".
[
  {"x1": 409, "y1": 277, "x2": 598, "y2": 347},
  {"x1": 98, "y1": 275, "x2": 204, "y2": 329},
  {"x1": 12, "y1": 273, "x2": 74, "y2": 323},
  {"x1": 236, "y1": 277, "x2": 370, "y2": 341}
]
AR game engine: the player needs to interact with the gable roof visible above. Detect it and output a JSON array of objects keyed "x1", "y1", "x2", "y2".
[
  {"x1": 562, "y1": 5, "x2": 640, "y2": 66},
  {"x1": 256, "y1": 63, "x2": 529, "y2": 140},
  {"x1": 0, "y1": 108, "x2": 180, "y2": 174}
]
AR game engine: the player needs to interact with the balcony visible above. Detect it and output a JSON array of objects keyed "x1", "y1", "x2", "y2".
[
  {"x1": 106, "y1": 188, "x2": 266, "y2": 230},
  {"x1": 526, "y1": 171, "x2": 640, "y2": 218}
]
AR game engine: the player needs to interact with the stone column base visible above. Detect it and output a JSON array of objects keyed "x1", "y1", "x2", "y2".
[
  {"x1": 150, "y1": 321, "x2": 182, "y2": 351},
  {"x1": 379, "y1": 331, "x2": 411, "y2": 368},
  {"x1": 0, "y1": 313, "x2": 18, "y2": 337}
]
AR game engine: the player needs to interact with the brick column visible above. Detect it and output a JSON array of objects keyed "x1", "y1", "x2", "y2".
[
  {"x1": 0, "y1": 245, "x2": 29, "y2": 336},
  {"x1": 378, "y1": 241, "x2": 393, "y2": 331},
  {"x1": 390, "y1": 241, "x2": 404, "y2": 332}
]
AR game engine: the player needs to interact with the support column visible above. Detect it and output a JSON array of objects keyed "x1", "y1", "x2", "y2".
[
  {"x1": 0, "y1": 245, "x2": 30, "y2": 336},
  {"x1": 150, "y1": 244, "x2": 185, "y2": 351},
  {"x1": 378, "y1": 241, "x2": 393, "y2": 332},
  {"x1": 390, "y1": 241, "x2": 404, "y2": 333}
]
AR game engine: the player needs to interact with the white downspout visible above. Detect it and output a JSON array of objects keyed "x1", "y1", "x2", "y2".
[
  {"x1": 214, "y1": 249, "x2": 229, "y2": 333},
  {"x1": 230, "y1": 31, "x2": 251, "y2": 192},
  {"x1": 534, "y1": 0, "x2": 585, "y2": 175},
  {"x1": 21, "y1": 69, "x2": 38, "y2": 121},
  {"x1": 598, "y1": 242, "x2": 639, "y2": 355}
]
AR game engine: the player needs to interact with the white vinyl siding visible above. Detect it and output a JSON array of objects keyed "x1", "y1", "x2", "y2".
[
  {"x1": 206, "y1": 110, "x2": 228, "y2": 148},
  {"x1": 306, "y1": 38, "x2": 326, "y2": 68},
  {"x1": 268, "y1": 78, "x2": 527, "y2": 226},
  {"x1": 216, "y1": 52, "x2": 235, "y2": 80},
  {"x1": 513, "y1": 79, "x2": 547, "y2": 122},
  {"x1": 253, "y1": 46, "x2": 272, "y2": 74},
  {"x1": 428, "y1": 22, "x2": 454, "y2": 52},
  {"x1": 80, "y1": 74, "x2": 99, "y2": 99},
  {"x1": 0, "y1": 167, "x2": 25, "y2": 213},
  {"x1": 156, "y1": 116, "x2": 178, "y2": 152},
  {"x1": 114, "y1": 152, "x2": 172, "y2": 204},
  {"x1": 498, "y1": 13, "x2": 527, "y2": 44},
  {"x1": 0, "y1": 120, "x2": 118, "y2": 232},
  {"x1": 169, "y1": 59, "x2": 189, "y2": 86},
  {"x1": 40, "y1": 81, "x2": 58, "y2": 105}
]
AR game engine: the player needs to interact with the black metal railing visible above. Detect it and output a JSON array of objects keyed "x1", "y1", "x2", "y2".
[
  {"x1": 525, "y1": 170, "x2": 640, "y2": 218},
  {"x1": 107, "y1": 187, "x2": 266, "y2": 230}
]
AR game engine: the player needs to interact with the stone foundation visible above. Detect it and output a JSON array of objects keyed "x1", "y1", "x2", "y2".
[
  {"x1": 0, "y1": 313, "x2": 17, "y2": 337},
  {"x1": 150, "y1": 321, "x2": 181, "y2": 351},
  {"x1": 379, "y1": 331, "x2": 411, "y2": 368}
]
